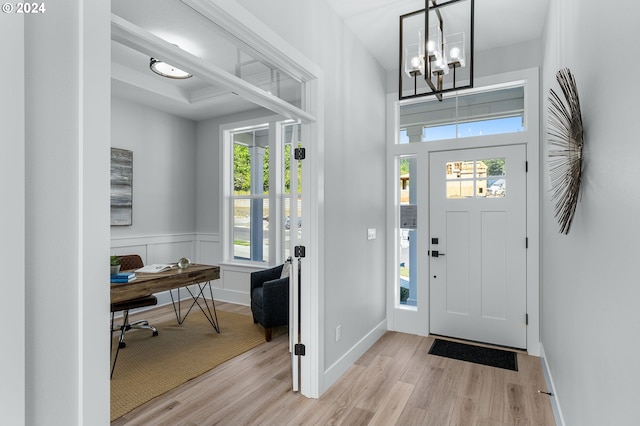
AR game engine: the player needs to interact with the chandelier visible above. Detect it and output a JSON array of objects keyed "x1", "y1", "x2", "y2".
[{"x1": 399, "y1": 0, "x2": 474, "y2": 101}]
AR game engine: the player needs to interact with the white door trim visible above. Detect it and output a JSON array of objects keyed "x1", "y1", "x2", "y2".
[{"x1": 386, "y1": 67, "x2": 540, "y2": 355}]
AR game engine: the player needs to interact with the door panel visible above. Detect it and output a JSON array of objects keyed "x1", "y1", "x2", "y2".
[
  {"x1": 445, "y1": 211, "x2": 470, "y2": 315},
  {"x1": 430, "y1": 145, "x2": 527, "y2": 349}
]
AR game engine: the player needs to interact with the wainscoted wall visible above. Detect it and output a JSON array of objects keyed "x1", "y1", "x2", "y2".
[
  {"x1": 217, "y1": 262, "x2": 269, "y2": 305},
  {"x1": 110, "y1": 233, "x2": 197, "y2": 266}
]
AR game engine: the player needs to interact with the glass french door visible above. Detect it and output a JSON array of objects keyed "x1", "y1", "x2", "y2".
[{"x1": 283, "y1": 122, "x2": 304, "y2": 391}]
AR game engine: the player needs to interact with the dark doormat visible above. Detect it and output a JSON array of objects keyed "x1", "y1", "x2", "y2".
[{"x1": 428, "y1": 338, "x2": 518, "y2": 371}]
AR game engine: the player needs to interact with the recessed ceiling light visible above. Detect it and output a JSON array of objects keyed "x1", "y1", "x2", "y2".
[{"x1": 149, "y1": 58, "x2": 192, "y2": 79}]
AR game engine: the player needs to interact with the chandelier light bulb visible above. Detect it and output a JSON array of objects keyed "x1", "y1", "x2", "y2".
[
  {"x1": 426, "y1": 39, "x2": 436, "y2": 53},
  {"x1": 450, "y1": 47, "x2": 461, "y2": 60},
  {"x1": 411, "y1": 56, "x2": 421, "y2": 68}
]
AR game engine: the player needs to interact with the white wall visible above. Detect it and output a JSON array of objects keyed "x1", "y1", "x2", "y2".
[
  {"x1": 0, "y1": 13, "x2": 25, "y2": 426},
  {"x1": 23, "y1": 1, "x2": 111, "y2": 424},
  {"x1": 541, "y1": 0, "x2": 640, "y2": 424},
  {"x1": 237, "y1": 0, "x2": 388, "y2": 391},
  {"x1": 475, "y1": 39, "x2": 542, "y2": 79},
  {"x1": 111, "y1": 97, "x2": 197, "y2": 241}
]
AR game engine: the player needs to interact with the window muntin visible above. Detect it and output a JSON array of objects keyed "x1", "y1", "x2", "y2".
[{"x1": 445, "y1": 158, "x2": 506, "y2": 199}]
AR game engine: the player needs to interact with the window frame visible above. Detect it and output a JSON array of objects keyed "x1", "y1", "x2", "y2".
[
  {"x1": 222, "y1": 116, "x2": 297, "y2": 266},
  {"x1": 398, "y1": 83, "x2": 526, "y2": 144}
]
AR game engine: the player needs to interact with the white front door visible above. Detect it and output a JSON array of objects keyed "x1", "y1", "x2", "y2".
[{"x1": 429, "y1": 145, "x2": 527, "y2": 349}]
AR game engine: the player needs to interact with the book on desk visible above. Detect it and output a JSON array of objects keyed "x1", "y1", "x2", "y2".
[
  {"x1": 110, "y1": 272, "x2": 137, "y2": 283},
  {"x1": 134, "y1": 263, "x2": 176, "y2": 274}
]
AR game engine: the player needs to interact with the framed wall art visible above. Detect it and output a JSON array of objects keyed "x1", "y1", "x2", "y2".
[{"x1": 110, "y1": 148, "x2": 133, "y2": 226}]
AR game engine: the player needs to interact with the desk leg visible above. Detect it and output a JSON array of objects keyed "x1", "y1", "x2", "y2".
[{"x1": 169, "y1": 280, "x2": 220, "y2": 333}]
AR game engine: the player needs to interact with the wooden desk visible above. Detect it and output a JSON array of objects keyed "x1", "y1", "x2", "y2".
[{"x1": 111, "y1": 264, "x2": 221, "y2": 332}]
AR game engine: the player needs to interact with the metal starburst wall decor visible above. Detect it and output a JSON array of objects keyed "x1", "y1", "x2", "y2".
[{"x1": 547, "y1": 68, "x2": 584, "y2": 234}]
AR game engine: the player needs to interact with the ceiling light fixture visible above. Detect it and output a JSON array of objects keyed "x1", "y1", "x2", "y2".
[
  {"x1": 149, "y1": 58, "x2": 192, "y2": 79},
  {"x1": 399, "y1": 0, "x2": 474, "y2": 101}
]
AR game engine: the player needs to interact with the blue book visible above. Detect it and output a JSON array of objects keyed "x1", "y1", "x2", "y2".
[
  {"x1": 110, "y1": 272, "x2": 136, "y2": 283},
  {"x1": 111, "y1": 276, "x2": 137, "y2": 283},
  {"x1": 111, "y1": 272, "x2": 135, "y2": 279}
]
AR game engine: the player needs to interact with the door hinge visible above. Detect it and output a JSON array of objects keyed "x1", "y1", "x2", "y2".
[
  {"x1": 526, "y1": 313, "x2": 529, "y2": 325},
  {"x1": 294, "y1": 147, "x2": 306, "y2": 160},
  {"x1": 526, "y1": 237, "x2": 529, "y2": 248},
  {"x1": 294, "y1": 343, "x2": 306, "y2": 356},
  {"x1": 294, "y1": 245, "x2": 306, "y2": 258},
  {"x1": 525, "y1": 161, "x2": 528, "y2": 172}
]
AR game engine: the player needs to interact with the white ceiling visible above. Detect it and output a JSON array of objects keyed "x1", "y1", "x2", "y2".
[
  {"x1": 111, "y1": 0, "x2": 550, "y2": 122},
  {"x1": 325, "y1": 0, "x2": 550, "y2": 71}
]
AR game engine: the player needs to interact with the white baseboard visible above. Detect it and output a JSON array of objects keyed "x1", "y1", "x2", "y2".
[
  {"x1": 321, "y1": 319, "x2": 387, "y2": 393},
  {"x1": 540, "y1": 343, "x2": 566, "y2": 426}
]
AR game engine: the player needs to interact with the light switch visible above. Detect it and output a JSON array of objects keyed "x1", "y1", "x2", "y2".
[{"x1": 367, "y1": 228, "x2": 376, "y2": 240}]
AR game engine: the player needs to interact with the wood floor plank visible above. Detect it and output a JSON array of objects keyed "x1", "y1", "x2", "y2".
[
  {"x1": 113, "y1": 305, "x2": 555, "y2": 426},
  {"x1": 449, "y1": 395, "x2": 480, "y2": 426},
  {"x1": 506, "y1": 382, "x2": 531, "y2": 426},
  {"x1": 351, "y1": 355, "x2": 397, "y2": 412},
  {"x1": 398, "y1": 336, "x2": 435, "y2": 385},
  {"x1": 405, "y1": 365, "x2": 445, "y2": 411},
  {"x1": 476, "y1": 365, "x2": 506, "y2": 424},
  {"x1": 367, "y1": 381, "x2": 414, "y2": 426},
  {"x1": 396, "y1": 405, "x2": 430, "y2": 426}
]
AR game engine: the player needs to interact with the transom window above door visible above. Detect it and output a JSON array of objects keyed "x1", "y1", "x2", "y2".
[{"x1": 399, "y1": 86, "x2": 525, "y2": 143}]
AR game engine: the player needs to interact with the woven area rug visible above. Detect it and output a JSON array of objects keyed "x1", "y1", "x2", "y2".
[{"x1": 110, "y1": 309, "x2": 267, "y2": 421}]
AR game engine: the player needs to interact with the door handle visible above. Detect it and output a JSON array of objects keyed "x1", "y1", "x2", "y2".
[{"x1": 431, "y1": 250, "x2": 445, "y2": 257}]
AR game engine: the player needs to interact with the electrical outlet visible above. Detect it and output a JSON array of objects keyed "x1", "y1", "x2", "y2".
[
  {"x1": 336, "y1": 325, "x2": 341, "y2": 342},
  {"x1": 367, "y1": 228, "x2": 376, "y2": 240}
]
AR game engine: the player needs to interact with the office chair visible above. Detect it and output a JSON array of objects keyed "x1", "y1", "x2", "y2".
[
  {"x1": 110, "y1": 254, "x2": 158, "y2": 378},
  {"x1": 250, "y1": 263, "x2": 289, "y2": 341}
]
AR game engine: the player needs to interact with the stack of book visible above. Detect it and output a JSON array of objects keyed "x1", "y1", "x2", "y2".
[{"x1": 110, "y1": 271, "x2": 137, "y2": 283}]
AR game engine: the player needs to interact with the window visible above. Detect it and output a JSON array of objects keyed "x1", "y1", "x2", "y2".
[
  {"x1": 398, "y1": 156, "x2": 417, "y2": 307},
  {"x1": 399, "y1": 86, "x2": 525, "y2": 143},
  {"x1": 227, "y1": 120, "x2": 301, "y2": 264},
  {"x1": 231, "y1": 126, "x2": 270, "y2": 262},
  {"x1": 445, "y1": 158, "x2": 506, "y2": 199}
]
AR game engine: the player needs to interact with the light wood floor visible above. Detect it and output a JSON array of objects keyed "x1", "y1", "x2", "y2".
[{"x1": 112, "y1": 302, "x2": 555, "y2": 425}]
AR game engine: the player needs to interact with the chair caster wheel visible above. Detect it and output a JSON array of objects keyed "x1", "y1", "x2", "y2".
[
  {"x1": 119, "y1": 341, "x2": 126, "y2": 349},
  {"x1": 153, "y1": 331, "x2": 159, "y2": 337}
]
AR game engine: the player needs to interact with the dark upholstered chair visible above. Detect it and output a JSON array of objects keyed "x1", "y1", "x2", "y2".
[
  {"x1": 250, "y1": 264, "x2": 289, "y2": 341},
  {"x1": 110, "y1": 254, "x2": 158, "y2": 378}
]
